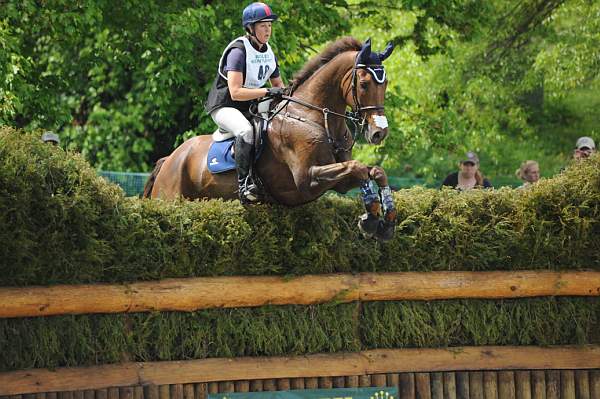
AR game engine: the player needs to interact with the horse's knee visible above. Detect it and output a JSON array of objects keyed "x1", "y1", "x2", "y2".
[{"x1": 348, "y1": 160, "x2": 370, "y2": 181}]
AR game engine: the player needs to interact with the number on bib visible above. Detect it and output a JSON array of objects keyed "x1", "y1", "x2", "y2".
[{"x1": 258, "y1": 65, "x2": 270, "y2": 81}]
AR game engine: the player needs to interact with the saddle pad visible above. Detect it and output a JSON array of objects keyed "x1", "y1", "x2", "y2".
[{"x1": 207, "y1": 139, "x2": 236, "y2": 174}]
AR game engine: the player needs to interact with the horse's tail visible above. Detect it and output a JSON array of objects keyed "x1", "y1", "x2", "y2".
[{"x1": 142, "y1": 157, "x2": 167, "y2": 198}]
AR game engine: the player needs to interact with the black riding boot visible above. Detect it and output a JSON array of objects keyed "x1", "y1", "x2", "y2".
[{"x1": 234, "y1": 136, "x2": 260, "y2": 204}]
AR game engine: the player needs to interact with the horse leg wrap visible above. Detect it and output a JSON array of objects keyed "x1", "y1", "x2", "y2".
[
  {"x1": 358, "y1": 180, "x2": 381, "y2": 237},
  {"x1": 375, "y1": 186, "x2": 396, "y2": 242}
]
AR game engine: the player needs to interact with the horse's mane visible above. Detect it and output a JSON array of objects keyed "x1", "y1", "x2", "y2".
[{"x1": 290, "y1": 36, "x2": 362, "y2": 91}]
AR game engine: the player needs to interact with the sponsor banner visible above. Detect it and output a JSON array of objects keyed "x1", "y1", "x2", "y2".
[{"x1": 209, "y1": 387, "x2": 398, "y2": 399}]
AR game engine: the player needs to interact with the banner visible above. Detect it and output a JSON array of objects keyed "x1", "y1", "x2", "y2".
[{"x1": 209, "y1": 387, "x2": 398, "y2": 399}]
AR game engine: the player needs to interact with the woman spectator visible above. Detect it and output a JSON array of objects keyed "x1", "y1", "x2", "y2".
[
  {"x1": 515, "y1": 160, "x2": 540, "y2": 189},
  {"x1": 441, "y1": 151, "x2": 492, "y2": 190}
]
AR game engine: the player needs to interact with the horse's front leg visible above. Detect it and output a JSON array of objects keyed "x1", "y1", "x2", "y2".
[{"x1": 308, "y1": 162, "x2": 396, "y2": 242}]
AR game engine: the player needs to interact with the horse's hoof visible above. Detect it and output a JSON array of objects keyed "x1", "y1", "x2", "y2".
[
  {"x1": 374, "y1": 220, "x2": 396, "y2": 242},
  {"x1": 357, "y1": 213, "x2": 380, "y2": 238}
]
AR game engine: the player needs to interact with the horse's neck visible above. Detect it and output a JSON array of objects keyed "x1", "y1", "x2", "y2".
[{"x1": 293, "y1": 52, "x2": 355, "y2": 114}]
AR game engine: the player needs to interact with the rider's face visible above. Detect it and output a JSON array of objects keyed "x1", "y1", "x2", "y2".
[{"x1": 253, "y1": 21, "x2": 272, "y2": 44}]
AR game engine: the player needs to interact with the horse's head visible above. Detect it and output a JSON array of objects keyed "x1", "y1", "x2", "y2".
[{"x1": 350, "y1": 38, "x2": 394, "y2": 145}]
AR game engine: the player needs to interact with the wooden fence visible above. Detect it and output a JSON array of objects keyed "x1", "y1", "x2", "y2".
[
  {"x1": 2, "y1": 271, "x2": 600, "y2": 396},
  {"x1": 1, "y1": 369, "x2": 600, "y2": 399}
]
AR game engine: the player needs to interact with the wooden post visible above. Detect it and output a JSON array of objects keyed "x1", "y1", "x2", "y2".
[
  {"x1": 387, "y1": 374, "x2": 399, "y2": 388},
  {"x1": 372, "y1": 374, "x2": 387, "y2": 387},
  {"x1": 206, "y1": 383, "x2": 218, "y2": 395},
  {"x1": 514, "y1": 371, "x2": 531, "y2": 399},
  {"x1": 234, "y1": 381, "x2": 250, "y2": 392},
  {"x1": 170, "y1": 385, "x2": 184, "y2": 399},
  {"x1": 400, "y1": 373, "x2": 415, "y2": 399},
  {"x1": 574, "y1": 370, "x2": 589, "y2": 399},
  {"x1": 263, "y1": 379, "x2": 277, "y2": 391},
  {"x1": 560, "y1": 371, "x2": 575, "y2": 399},
  {"x1": 443, "y1": 372, "x2": 457, "y2": 399},
  {"x1": 218, "y1": 382, "x2": 233, "y2": 393},
  {"x1": 590, "y1": 371, "x2": 600, "y2": 399},
  {"x1": 290, "y1": 378, "x2": 305, "y2": 390},
  {"x1": 456, "y1": 372, "x2": 469, "y2": 399},
  {"x1": 318, "y1": 377, "x2": 333, "y2": 389},
  {"x1": 332, "y1": 376, "x2": 345, "y2": 388},
  {"x1": 359, "y1": 375, "x2": 371, "y2": 387},
  {"x1": 483, "y1": 372, "x2": 498, "y2": 399},
  {"x1": 119, "y1": 387, "x2": 133, "y2": 399},
  {"x1": 144, "y1": 385, "x2": 159, "y2": 399},
  {"x1": 249, "y1": 380, "x2": 263, "y2": 392},
  {"x1": 431, "y1": 373, "x2": 443, "y2": 399},
  {"x1": 530, "y1": 371, "x2": 545, "y2": 399},
  {"x1": 304, "y1": 377, "x2": 318, "y2": 389},
  {"x1": 498, "y1": 371, "x2": 515, "y2": 399},
  {"x1": 71, "y1": 393, "x2": 83, "y2": 399},
  {"x1": 182, "y1": 385, "x2": 194, "y2": 399},
  {"x1": 469, "y1": 371, "x2": 484, "y2": 399},
  {"x1": 545, "y1": 371, "x2": 560, "y2": 399},
  {"x1": 415, "y1": 372, "x2": 431, "y2": 399},
  {"x1": 277, "y1": 379, "x2": 290, "y2": 391},
  {"x1": 95, "y1": 390, "x2": 107, "y2": 399},
  {"x1": 345, "y1": 376, "x2": 359, "y2": 388},
  {"x1": 107, "y1": 388, "x2": 118, "y2": 399},
  {"x1": 194, "y1": 383, "x2": 207, "y2": 399}
]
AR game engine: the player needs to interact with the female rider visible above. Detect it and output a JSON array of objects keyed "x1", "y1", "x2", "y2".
[{"x1": 204, "y1": 2, "x2": 285, "y2": 204}]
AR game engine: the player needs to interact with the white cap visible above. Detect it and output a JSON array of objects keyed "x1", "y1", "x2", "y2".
[{"x1": 575, "y1": 136, "x2": 595, "y2": 150}]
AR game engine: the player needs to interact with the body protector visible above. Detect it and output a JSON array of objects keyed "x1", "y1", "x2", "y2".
[{"x1": 205, "y1": 36, "x2": 276, "y2": 115}]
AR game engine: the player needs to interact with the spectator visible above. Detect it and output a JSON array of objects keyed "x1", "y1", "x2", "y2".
[
  {"x1": 441, "y1": 151, "x2": 492, "y2": 190},
  {"x1": 41, "y1": 131, "x2": 60, "y2": 146},
  {"x1": 515, "y1": 160, "x2": 540, "y2": 189},
  {"x1": 573, "y1": 136, "x2": 596, "y2": 160}
]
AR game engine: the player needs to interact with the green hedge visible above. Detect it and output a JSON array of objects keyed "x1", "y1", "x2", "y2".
[
  {"x1": 1, "y1": 298, "x2": 598, "y2": 371},
  {"x1": 2, "y1": 127, "x2": 600, "y2": 372},
  {"x1": 1, "y1": 127, "x2": 599, "y2": 286}
]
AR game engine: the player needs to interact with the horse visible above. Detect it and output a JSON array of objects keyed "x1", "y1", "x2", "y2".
[{"x1": 143, "y1": 37, "x2": 397, "y2": 241}]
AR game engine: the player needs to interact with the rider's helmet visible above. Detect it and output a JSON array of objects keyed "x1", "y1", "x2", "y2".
[{"x1": 242, "y1": 2, "x2": 278, "y2": 31}]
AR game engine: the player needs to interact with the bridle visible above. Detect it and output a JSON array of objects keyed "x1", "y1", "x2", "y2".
[{"x1": 263, "y1": 58, "x2": 387, "y2": 155}]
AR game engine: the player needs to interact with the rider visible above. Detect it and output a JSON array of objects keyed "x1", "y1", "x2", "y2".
[{"x1": 204, "y1": 2, "x2": 285, "y2": 204}]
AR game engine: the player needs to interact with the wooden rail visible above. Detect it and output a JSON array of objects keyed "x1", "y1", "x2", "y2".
[
  {"x1": 2, "y1": 345, "x2": 600, "y2": 395},
  {"x1": 1, "y1": 271, "x2": 600, "y2": 318}
]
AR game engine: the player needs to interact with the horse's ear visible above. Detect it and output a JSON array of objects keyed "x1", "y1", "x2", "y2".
[
  {"x1": 379, "y1": 41, "x2": 394, "y2": 62},
  {"x1": 356, "y1": 38, "x2": 372, "y2": 65}
]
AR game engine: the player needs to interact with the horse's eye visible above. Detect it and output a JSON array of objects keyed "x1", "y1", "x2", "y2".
[{"x1": 360, "y1": 81, "x2": 369, "y2": 90}]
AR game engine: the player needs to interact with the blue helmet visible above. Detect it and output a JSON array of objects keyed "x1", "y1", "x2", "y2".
[{"x1": 242, "y1": 2, "x2": 278, "y2": 29}]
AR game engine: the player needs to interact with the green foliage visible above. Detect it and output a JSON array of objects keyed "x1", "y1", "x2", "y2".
[
  {"x1": 1, "y1": 297, "x2": 598, "y2": 371},
  {"x1": 0, "y1": 0, "x2": 348, "y2": 171},
  {"x1": 2, "y1": 128, "x2": 600, "y2": 287}
]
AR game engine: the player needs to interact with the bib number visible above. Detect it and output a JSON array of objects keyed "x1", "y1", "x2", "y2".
[{"x1": 258, "y1": 65, "x2": 270, "y2": 81}]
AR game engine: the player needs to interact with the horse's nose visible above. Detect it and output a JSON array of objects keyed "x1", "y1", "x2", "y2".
[{"x1": 369, "y1": 129, "x2": 387, "y2": 145}]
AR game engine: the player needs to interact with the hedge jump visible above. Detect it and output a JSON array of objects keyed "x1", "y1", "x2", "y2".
[
  {"x1": 1, "y1": 271, "x2": 600, "y2": 318},
  {"x1": 2, "y1": 345, "x2": 600, "y2": 395}
]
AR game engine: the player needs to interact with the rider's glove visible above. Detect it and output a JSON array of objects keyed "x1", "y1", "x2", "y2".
[{"x1": 266, "y1": 87, "x2": 285, "y2": 98}]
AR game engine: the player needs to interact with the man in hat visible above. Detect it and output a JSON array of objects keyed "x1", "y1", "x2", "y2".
[
  {"x1": 41, "y1": 131, "x2": 60, "y2": 146},
  {"x1": 573, "y1": 136, "x2": 596, "y2": 160}
]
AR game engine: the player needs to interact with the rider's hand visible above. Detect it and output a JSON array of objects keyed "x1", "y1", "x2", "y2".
[{"x1": 266, "y1": 87, "x2": 285, "y2": 99}]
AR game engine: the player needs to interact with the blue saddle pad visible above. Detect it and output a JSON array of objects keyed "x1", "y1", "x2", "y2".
[{"x1": 207, "y1": 139, "x2": 236, "y2": 174}]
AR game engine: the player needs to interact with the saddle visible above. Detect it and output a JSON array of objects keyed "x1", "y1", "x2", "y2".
[{"x1": 206, "y1": 99, "x2": 273, "y2": 174}]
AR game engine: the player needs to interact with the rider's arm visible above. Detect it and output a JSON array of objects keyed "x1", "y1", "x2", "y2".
[
  {"x1": 227, "y1": 71, "x2": 268, "y2": 101},
  {"x1": 270, "y1": 76, "x2": 284, "y2": 88}
]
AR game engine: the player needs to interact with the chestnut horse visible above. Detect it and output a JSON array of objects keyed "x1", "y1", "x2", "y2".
[{"x1": 144, "y1": 37, "x2": 397, "y2": 241}]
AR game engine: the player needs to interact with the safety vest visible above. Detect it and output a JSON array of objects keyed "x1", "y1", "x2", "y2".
[{"x1": 205, "y1": 36, "x2": 277, "y2": 115}]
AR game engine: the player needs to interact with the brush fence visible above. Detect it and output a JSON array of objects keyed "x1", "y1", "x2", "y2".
[{"x1": 1, "y1": 271, "x2": 600, "y2": 397}]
